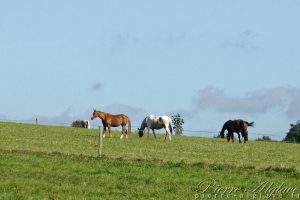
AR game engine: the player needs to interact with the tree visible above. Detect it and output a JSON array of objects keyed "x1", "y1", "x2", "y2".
[
  {"x1": 283, "y1": 120, "x2": 300, "y2": 143},
  {"x1": 171, "y1": 114, "x2": 184, "y2": 135},
  {"x1": 256, "y1": 136, "x2": 272, "y2": 141}
]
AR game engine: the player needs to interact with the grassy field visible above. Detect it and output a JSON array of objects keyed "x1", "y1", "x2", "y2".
[{"x1": 0, "y1": 122, "x2": 299, "y2": 199}]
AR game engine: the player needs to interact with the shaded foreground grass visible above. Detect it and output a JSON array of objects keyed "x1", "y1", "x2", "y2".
[
  {"x1": 0, "y1": 122, "x2": 300, "y2": 199},
  {"x1": 0, "y1": 149, "x2": 299, "y2": 199}
]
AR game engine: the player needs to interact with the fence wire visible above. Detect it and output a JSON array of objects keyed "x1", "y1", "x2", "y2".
[{"x1": 0, "y1": 118, "x2": 285, "y2": 139}]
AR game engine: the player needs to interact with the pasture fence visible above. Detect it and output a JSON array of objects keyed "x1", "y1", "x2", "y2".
[
  {"x1": 98, "y1": 126, "x2": 103, "y2": 158},
  {"x1": 0, "y1": 117, "x2": 285, "y2": 140}
]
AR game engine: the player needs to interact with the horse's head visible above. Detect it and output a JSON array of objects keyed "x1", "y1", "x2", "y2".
[
  {"x1": 220, "y1": 131, "x2": 225, "y2": 138},
  {"x1": 91, "y1": 109, "x2": 97, "y2": 120},
  {"x1": 138, "y1": 128, "x2": 144, "y2": 137}
]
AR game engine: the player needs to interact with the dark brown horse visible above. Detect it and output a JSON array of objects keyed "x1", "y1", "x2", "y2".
[
  {"x1": 220, "y1": 119, "x2": 254, "y2": 143},
  {"x1": 91, "y1": 109, "x2": 131, "y2": 139}
]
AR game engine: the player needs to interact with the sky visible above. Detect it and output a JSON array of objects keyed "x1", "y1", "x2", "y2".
[{"x1": 1, "y1": 1, "x2": 300, "y2": 140}]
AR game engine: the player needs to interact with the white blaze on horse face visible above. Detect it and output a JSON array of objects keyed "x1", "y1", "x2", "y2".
[{"x1": 91, "y1": 113, "x2": 95, "y2": 120}]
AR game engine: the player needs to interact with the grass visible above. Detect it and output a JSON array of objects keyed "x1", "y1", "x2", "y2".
[{"x1": 0, "y1": 122, "x2": 300, "y2": 199}]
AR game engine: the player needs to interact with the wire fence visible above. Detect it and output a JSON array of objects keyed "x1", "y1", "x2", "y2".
[
  {"x1": 0, "y1": 118, "x2": 285, "y2": 140},
  {"x1": 0, "y1": 118, "x2": 141, "y2": 130}
]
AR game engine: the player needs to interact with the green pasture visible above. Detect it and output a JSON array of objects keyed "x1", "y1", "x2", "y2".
[{"x1": 0, "y1": 122, "x2": 299, "y2": 199}]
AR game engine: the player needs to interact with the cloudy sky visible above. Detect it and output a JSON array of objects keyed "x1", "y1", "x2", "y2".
[{"x1": 1, "y1": 1, "x2": 300, "y2": 140}]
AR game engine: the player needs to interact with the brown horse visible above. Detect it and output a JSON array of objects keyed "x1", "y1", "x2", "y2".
[
  {"x1": 91, "y1": 109, "x2": 131, "y2": 139},
  {"x1": 220, "y1": 119, "x2": 254, "y2": 143}
]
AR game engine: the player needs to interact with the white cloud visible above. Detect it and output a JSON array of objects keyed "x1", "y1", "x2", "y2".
[
  {"x1": 221, "y1": 29, "x2": 259, "y2": 52},
  {"x1": 34, "y1": 106, "x2": 75, "y2": 125},
  {"x1": 92, "y1": 82, "x2": 102, "y2": 91},
  {"x1": 194, "y1": 86, "x2": 300, "y2": 118},
  {"x1": 167, "y1": 109, "x2": 194, "y2": 119}
]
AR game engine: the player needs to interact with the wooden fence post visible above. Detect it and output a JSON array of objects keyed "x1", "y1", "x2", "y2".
[{"x1": 98, "y1": 126, "x2": 103, "y2": 158}]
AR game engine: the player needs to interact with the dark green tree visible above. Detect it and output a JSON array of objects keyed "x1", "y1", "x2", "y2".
[
  {"x1": 171, "y1": 114, "x2": 184, "y2": 135},
  {"x1": 283, "y1": 120, "x2": 300, "y2": 143},
  {"x1": 71, "y1": 120, "x2": 86, "y2": 128},
  {"x1": 256, "y1": 136, "x2": 272, "y2": 141}
]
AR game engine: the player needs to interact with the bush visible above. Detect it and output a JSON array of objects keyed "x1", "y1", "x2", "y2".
[
  {"x1": 171, "y1": 114, "x2": 184, "y2": 135},
  {"x1": 283, "y1": 120, "x2": 300, "y2": 143},
  {"x1": 256, "y1": 136, "x2": 272, "y2": 141}
]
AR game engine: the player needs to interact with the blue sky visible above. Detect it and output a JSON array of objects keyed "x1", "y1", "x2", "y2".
[{"x1": 1, "y1": 1, "x2": 300, "y2": 140}]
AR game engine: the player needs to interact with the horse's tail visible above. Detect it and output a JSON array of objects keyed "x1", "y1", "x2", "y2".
[
  {"x1": 246, "y1": 121, "x2": 255, "y2": 127},
  {"x1": 169, "y1": 122, "x2": 173, "y2": 135},
  {"x1": 127, "y1": 116, "x2": 131, "y2": 135}
]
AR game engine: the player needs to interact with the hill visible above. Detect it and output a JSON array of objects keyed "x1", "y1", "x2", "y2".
[{"x1": 0, "y1": 122, "x2": 299, "y2": 199}]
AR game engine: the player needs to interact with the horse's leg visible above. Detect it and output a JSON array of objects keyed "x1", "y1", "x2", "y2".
[
  {"x1": 121, "y1": 125, "x2": 128, "y2": 139},
  {"x1": 237, "y1": 132, "x2": 241, "y2": 143},
  {"x1": 164, "y1": 128, "x2": 171, "y2": 141},
  {"x1": 226, "y1": 132, "x2": 231, "y2": 142},
  {"x1": 152, "y1": 129, "x2": 157, "y2": 139},
  {"x1": 147, "y1": 127, "x2": 150, "y2": 139},
  {"x1": 166, "y1": 127, "x2": 171, "y2": 141},
  {"x1": 231, "y1": 132, "x2": 234, "y2": 142},
  {"x1": 120, "y1": 126, "x2": 124, "y2": 139},
  {"x1": 125, "y1": 128, "x2": 128, "y2": 139},
  {"x1": 164, "y1": 129, "x2": 167, "y2": 140},
  {"x1": 243, "y1": 130, "x2": 248, "y2": 143},
  {"x1": 108, "y1": 125, "x2": 113, "y2": 138},
  {"x1": 168, "y1": 130, "x2": 172, "y2": 141},
  {"x1": 103, "y1": 126, "x2": 107, "y2": 138}
]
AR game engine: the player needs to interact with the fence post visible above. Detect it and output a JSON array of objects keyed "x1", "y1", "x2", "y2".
[{"x1": 98, "y1": 126, "x2": 103, "y2": 158}]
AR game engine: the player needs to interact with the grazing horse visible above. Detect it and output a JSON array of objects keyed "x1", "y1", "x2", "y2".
[
  {"x1": 71, "y1": 120, "x2": 90, "y2": 129},
  {"x1": 82, "y1": 120, "x2": 90, "y2": 129},
  {"x1": 220, "y1": 119, "x2": 254, "y2": 143},
  {"x1": 91, "y1": 109, "x2": 131, "y2": 139},
  {"x1": 138, "y1": 115, "x2": 173, "y2": 140}
]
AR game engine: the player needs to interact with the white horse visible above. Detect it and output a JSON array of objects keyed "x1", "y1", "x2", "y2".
[
  {"x1": 138, "y1": 115, "x2": 173, "y2": 140},
  {"x1": 83, "y1": 120, "x2": 90, "y2": 129}
]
